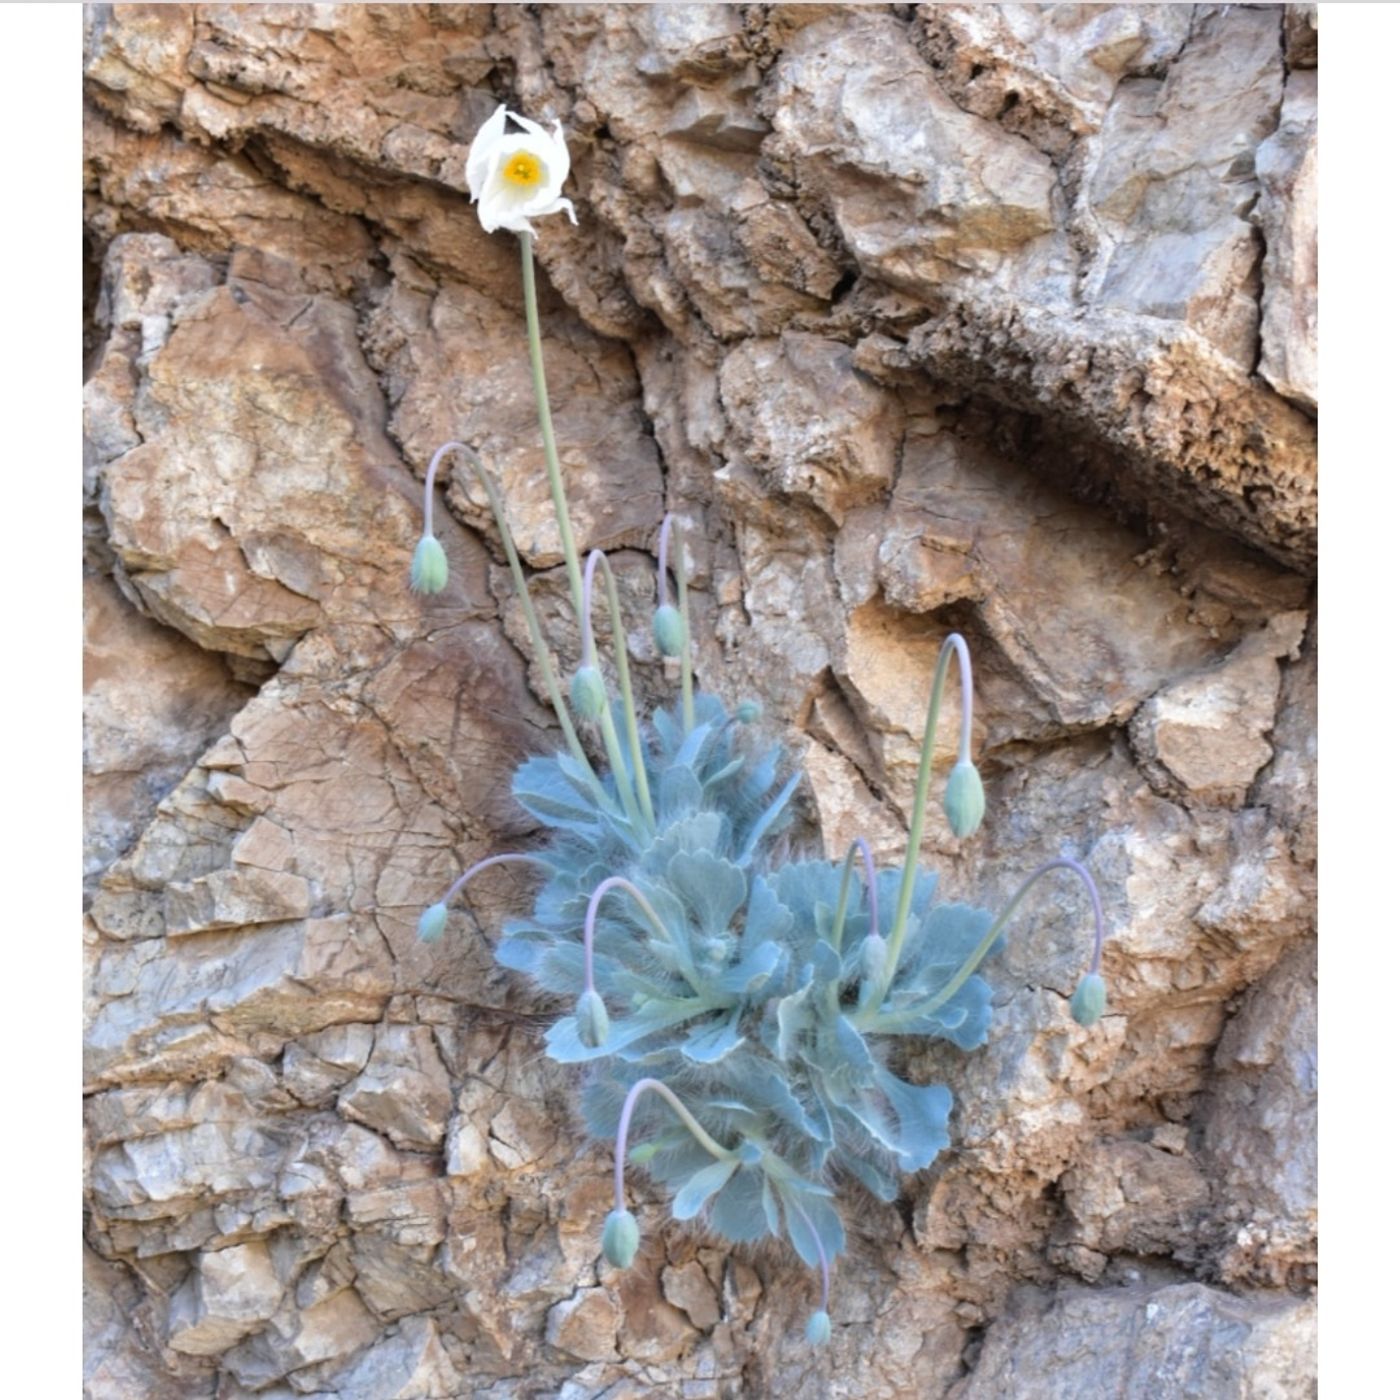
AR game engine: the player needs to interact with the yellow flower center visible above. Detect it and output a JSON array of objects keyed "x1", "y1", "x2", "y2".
[{"x1": 501, "y1": 150, "x2": 544, "y2": 188}]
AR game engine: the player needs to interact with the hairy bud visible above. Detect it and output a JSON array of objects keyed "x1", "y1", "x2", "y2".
[
  {"x1": 1070, "y1": 972, "x2": 1106, "y2": 1027},
  {"x1": 409, "y1": 535, "x2": 449, "y2": 595},
  {"x1": 943, "y1": 760, "x2": 986, "y2": 839},
  {"x1": 570, "y1": 665, "x2": 607, "y2": 720},
  {"x1": 652, "y1": 604, "x2": 684, "y2": 657},
  {"x1": 417, "y1": 902, "x2": 448, "y2": 943},
  {"x1": 602, "y1": 1208, "x2": 640, "y2": 1268},
  {"x1": 575, "y1": 989, "x2": 611, "y2": 1048}
]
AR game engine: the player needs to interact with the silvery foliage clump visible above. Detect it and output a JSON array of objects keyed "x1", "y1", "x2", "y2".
[{"x1": 409, "y1": 109, "x2": 1107, "y2": 1342}]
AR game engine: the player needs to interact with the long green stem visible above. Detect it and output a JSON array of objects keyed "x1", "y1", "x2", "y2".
[
  {"x1": 583, "y1": 551, "x2": 654, "y2": 831},
  {"x1": 663, "y1": 516, "x2": 696, "y2": 733},
  {"x1": 828, "y1": 837, "x2": 878, "y2": 954},
  {"x1": 881, "y1": 633, "x2": 973, "y2": 996},
  {"x1": 614, "y1": 1078, "x2": 736, "y2": 1209},
  {"x1": 520, "y1": 232, "x2": 587, "y2": 635},
  {"x1": 425, "y1": 442, "x2": 610, "y2": 811},
  {"x1": 858, "y1": 856, "x2": 1105, "y2": 1032}
]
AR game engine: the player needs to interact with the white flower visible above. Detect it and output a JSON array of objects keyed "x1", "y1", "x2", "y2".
[{"x1": 466, "y1": 104, "x2": 578, "y2": 237}]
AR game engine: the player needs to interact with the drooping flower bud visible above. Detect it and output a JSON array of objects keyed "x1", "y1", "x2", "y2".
[
  {"x1": 735, "y1": 699, "x2": 762, "y2": 725},
  {"x1": 575, "y1": 988, "x2": 610, "y2": 1048},
  {"x1": 805, "y1": 1310, "x2": 832, "y2": 1345},
  {"x1": 943, "y1": 759, "x2": 985, "y2": 839},
  {"x1": 861, "y1": 933, "x2": 887, "y2": 988},
  {"x1": 652, "y1": 604, "x2": 684, "y2": 657},
  {"x1": 410, "y1": 535, "x2": 449, "y2": 595},
  {"x1": 417, "y1": 902, "x2": 448, "y2": 943},
  {"x1": 1070, "y1": 972, "x2": 1106, "y2": 1027},
  {"x1": 570, "y1": 665, "x2": 607, "y2": 720},
  {"x1": 601, "y1": 1208, "x2": 640, "y2": 1268}
]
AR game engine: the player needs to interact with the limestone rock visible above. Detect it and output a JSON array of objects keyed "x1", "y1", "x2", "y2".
[
  {"x1": 1130, "y1": 613, "x2": 1308, "y2": 808},
  {"x1": 1199, "y1": 942, "x2": 1317, "y2": 1288},
  {"x1": 338, "y1": 1026, "x2": 453, "y2": 1152},
  {"x1": 546, "y1": 1288, "x2": 623, "y2": 1362},
  {"x1": 167, "y1": 1242, "x2": 284, "y2": 1356},
  {"x1": 1255, "y1": 72, "x2": 1318, "y2": 411},
  {"x1": 954, "y1": 1281, "x2": 1316, "y2": 1399},
  {"x1": 83, "y1": 6, "x2": 1317, "y2": 1396}
]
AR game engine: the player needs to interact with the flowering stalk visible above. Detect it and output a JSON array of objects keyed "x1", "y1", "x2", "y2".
[
  {"x1": 828, "y1": 837, "x2": 878, "y2": 955},
  {"x1": 858, "y1": 856, "x2": 1107, "y2": 1032},
  {"x1": 614, "y1": 1077, "x2": 734, "y2": 1206},
  {"x1": 580, "y1": 550, "x2": 654, "y2": 831},
  {"x1": 788, "y1": 1197, "x2": 833, "y2": 1346},
  {"x1": 417, "y1": 852, "x2": 547, "y2": 942},
  {"x1": 582, "y1": 875, "x2": 701, "y2": 997},
  {"x1": 520, "y1": 233, "x2": 588, "y2": 636},
  {"x1": 880, "y1": 633, "x2": 981, "y2": 998},
  {"x1": 657, "y1": 515, "x2": 696, "y2": 733},
  {"x1": 419, "y1": 442, "x2": 611, "y2": 812}
]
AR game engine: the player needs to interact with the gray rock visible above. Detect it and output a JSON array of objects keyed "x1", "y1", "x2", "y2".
[
  {"x1": 167, "y1": 1242, "x2": 284, "y2": 1356},
  {"x1": 956, "y1": 1280, "x2": 1316, "y2": 1399},
  {"x1": 337, "y1": 1025, "x2": 453, "y2": 1152}
]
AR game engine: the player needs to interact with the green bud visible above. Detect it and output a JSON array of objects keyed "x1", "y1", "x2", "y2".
[
  {"x1": 861, "y1": 933, "x2": 887, "y2": 988},
  {"x1": 417, "y1": 902, "x2": 448, "y2": 943},
  {"x1": 628, "y1": 1140, "x2": 663, "y2": 1165},
  {"x1": 601, "y1": 1208, "x2": 640, "y2": 1268},
  {"x1": 735, "y1": 699, "x2": 762, "y2": 725},
  {"x1": 805, "y1": 1309, "x2": 831, "y2": 1346},
  {"x1": 1070, "y1": 972, "x2": 1106, "y2": 1027},
  {"x1": 653, "y1": 604, "x2": 684, "y2": 657},
  {"x1": 575, "y1": 989, "x2": 611, "y2": 1049},
  {"x1": 570, "y1": 665, "x2": 607, "y2": 720},
  {"x1": 943, "y1": 759, "x2": 986, "y2": 839},
  {"x1": 409, "y1": 535, "x2": 449, "y2": 595}
]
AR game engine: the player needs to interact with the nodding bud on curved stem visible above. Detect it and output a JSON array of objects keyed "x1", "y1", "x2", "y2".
[
  {"x1": 417, "y1": 852, "x2": 546, "y2": 942},
  {"x1": 409, "y1": 443, "x2": 459, "y2": 594},
  {"x1": 862, "y1": 855, "x2": 1108, "y2": 1032},
  {"x1": 788, "y1": 1198, "x2": 832, "y2": 1347},
  {"x1": 653, "y1": 516, "x2": 685, "y2": 657},
  {"x1": 656, "y1": 514, "x2": 695, "y2": 728},
  {"x1": 830, "y1": 837, "x2": 880, "y2": 964},
  {"x1": 605, "y1": 1077, "x2": 736, "y2": 1268},
  {"x1": 582, "y1": 876, "x2": 673, "y2": 997},
  {"x1": 882, "y1": 632, "x2": 981, "y2": 996}
]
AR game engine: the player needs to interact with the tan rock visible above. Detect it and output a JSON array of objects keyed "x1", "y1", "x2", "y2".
[
  {"x1": 167, "y1": 1242, "x2": 284, "y2": 1356},
  {"x1": 1130, "y1": 613, "x2": 1308, "y2": 808},
  {"x1": 546, "y1": 1287, "x2": 623, "y2": 1362},
  {"x1": 82, "y1": 7, "x2": 1318, "y2": 1394},
  {"x1": 338, "y1": 1025, "x2": 453, "y2": 1152},
  {"x1": 1256, "y1": 72, "x2": 1318, "y2": 411},
  {"x1": 957, "y1": 1281, "x2": 1316, "y2": 1399}
]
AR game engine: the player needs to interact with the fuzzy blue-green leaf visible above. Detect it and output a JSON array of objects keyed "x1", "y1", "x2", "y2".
[
  {"x1": 545, "y1": 997, "x2": 711, "y2": 1063},
  {"x1": 666, "y1": 849, "x2": 747, "y2": 939},
  {"x1": 681, "y1": 1013, "x2": 745, "y2": 1065},
  {"x1": 672, "y1": 1158, "x2": 740, "y2": 1220},
  {"x1": 708, "y1": 1167, "x2": 771, "y2": 1243}
]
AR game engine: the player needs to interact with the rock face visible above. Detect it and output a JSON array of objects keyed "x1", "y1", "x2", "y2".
[{"x1": 83, "y1": 5, "x2": 1316, "y2": 1397}]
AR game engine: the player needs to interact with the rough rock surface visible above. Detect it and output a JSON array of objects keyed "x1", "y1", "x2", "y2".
[{"x1": 84, "y1": 5, "x2": 1317, "y2": 1397}]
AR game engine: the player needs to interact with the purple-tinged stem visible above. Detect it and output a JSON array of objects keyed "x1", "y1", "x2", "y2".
[
  {"x1": 788, "y1": 1198, "x2": 831, "y2": 1312},
  {"x1": 613, "y1": 1078, "x2": 735, "y2": 1209},
  {"x1": 443, "y1": 852, "x2": 547, "y2": 905},
  {"x1": 657, "y1": 515, "x2": 673, "y2": 608},
  {"x1": 859, "y1": 855, "x2": 1106, "y2": 1030},
  {"x1": 583, "y1": 876, "x2": 682, "y2": 995}
]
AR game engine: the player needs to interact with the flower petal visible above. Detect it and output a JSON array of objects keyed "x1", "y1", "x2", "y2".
[{"x1": 465, "y1": 103, "x2": 507, "y2": 200}]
